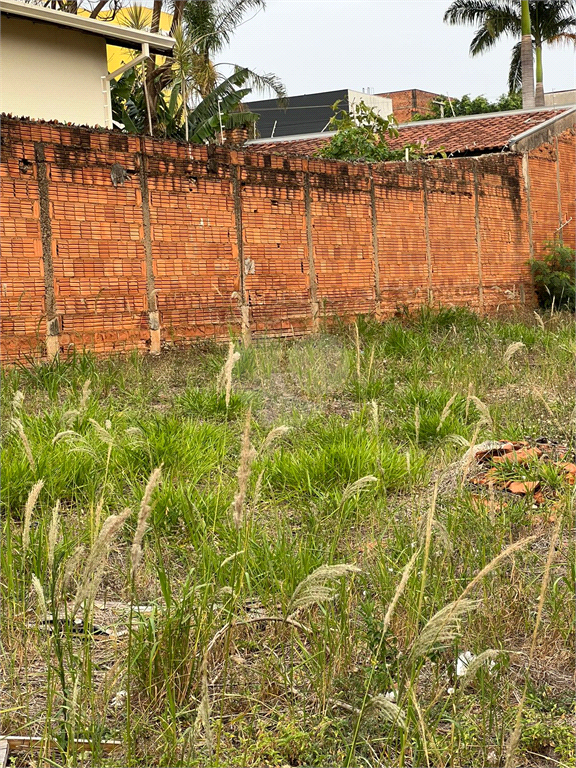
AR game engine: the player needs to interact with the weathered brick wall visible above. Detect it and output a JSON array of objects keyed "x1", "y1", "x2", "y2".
[{"x1": 1, "y1": 118, "x2": 573, "y2": 362}]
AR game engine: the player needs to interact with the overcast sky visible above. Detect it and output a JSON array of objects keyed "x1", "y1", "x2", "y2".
[{"x1": 220, "y1": 0, "x2": 576, "y2": 102}]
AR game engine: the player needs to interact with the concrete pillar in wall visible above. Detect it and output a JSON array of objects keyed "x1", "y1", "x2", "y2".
[
  {"x1": 34, "y1": 143, "x2": 60, "y2": 360},
  {"x1": 138, "y1": 145, "x2": 161, "y2": 355}
]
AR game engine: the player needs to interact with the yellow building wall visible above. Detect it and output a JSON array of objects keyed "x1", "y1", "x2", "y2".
[{"x1": 0, "y1": 15, "x2": 109, "y2": 125}]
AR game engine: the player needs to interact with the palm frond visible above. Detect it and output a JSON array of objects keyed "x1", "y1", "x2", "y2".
[{"x1": 508, "y1": 39, "x2": 523, "y2": 91}]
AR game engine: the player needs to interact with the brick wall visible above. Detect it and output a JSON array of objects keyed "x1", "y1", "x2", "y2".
[
  {"x1": 377, "y1": 90, "x2": 441, "y2": 123},
  {"x1": 1, "y1": 118, "x2": 574, "y2": 362}
]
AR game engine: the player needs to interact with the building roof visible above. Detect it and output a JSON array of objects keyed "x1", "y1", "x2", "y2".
[
  {"x1": 245, "y1": 89, "x2": 392, "y2": 139},
  {"x1": 247, "y1": 107, "x2": 575, "y2": 158},
  {"x1": 0, "y1": 0, "x2": 175, "y2": 54}
]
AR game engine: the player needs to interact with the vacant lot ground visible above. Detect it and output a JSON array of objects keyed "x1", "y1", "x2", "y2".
[{"x1": 1, "y1": 308, "x2": 574, "y2": 768}]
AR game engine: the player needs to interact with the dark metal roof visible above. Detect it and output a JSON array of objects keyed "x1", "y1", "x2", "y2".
[{"x1": 246, "y1": 89, "x2": 349, "y2": 139}]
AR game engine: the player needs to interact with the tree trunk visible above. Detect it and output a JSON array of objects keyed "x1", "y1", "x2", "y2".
[
  {"x1": 520, "y1": 1, "x2": 535, "y2": 109},
  {"x1": 534, "y1": 45, "x2": 545, "y2": 107},
  {"x1": 170, "y1": 0, "x2": 185, "y2": 34},
  {"x1": 151, "y1": 0, "x2": 162, "y2": 33}
]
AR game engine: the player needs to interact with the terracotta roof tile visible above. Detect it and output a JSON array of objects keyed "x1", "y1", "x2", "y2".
[{"x1": 248, "y1": 109, "x2": 570, "y2": 158}]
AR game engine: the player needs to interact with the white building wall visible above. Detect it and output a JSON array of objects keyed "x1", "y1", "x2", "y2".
[
  {"x1": 347, "y1": 90, "x2": 393, "y2": 120},
  {"x1": 1, "y1": 16, "x2": 108, "y2": 126}
]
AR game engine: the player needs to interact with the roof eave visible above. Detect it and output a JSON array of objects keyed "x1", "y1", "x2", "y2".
[
  {"x1": 0, "y1": 0, "x2": 175, "y2": 54},
  {"x1": 508, "y1": 106, "x2": 576, "y2": 152}
]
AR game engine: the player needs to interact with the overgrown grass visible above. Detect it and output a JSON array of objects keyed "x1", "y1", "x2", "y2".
[{"x1": 1, "y1": 308, "x2": 574, "y2": 767}]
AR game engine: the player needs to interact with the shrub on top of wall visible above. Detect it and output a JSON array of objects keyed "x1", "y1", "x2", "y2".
[{"x1": 530, "y1": 242, "x2": 576, "y2": 311}]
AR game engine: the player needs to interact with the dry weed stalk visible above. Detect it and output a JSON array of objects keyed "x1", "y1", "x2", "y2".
[
  {"x1": 467, "y1": 395, "x2": 492, "y2": 429},
  {"x1": 503, "y1": 341, "x2": 526, "y2": 363},
  {"x1": 288, "y1": 563, "x2": 361, "y2": 617},
  {"x1": 370, "y1": 400, "x2": 379, "y2": 433},
  {"x1": 340, "y1": 475, "x2": 378, "y2": 508},
  {"x1": 11, "y1": 417, "x2": 35, "y2": 471},
  {"x1": 354, "y1": 322, "x2": 361, "y2": 380},
  {"x1": 22, "y1": 479, "x2": 45, "y2": 554},
  {"x1": 505, "y1": 515, "x2": 563, "y2": 768},
  {"x1": 533, "y1": 311, "x2": 545, "y2": 330},
  {"x1": 232, "y1": 409, "x2": 256, "y2": 528},
  {"x1": 347, "y1": 549, "x2": 420, "y2": 763},
  {"x1": 72, "y1": 508, "x2": 132, "y2": 616},
  {"x1": 369, "y1": 694, "x2": 406, "y2": 729},
  {"x1": 12, "y1": 390, "x2": 24, "y2": 412},
  {"x1": 259, "y1": 425, "x2": 290, "y2": 455},
  {"x1": 31, "y1": 574, "x2": 48, "y2": 621},
  {"x1": 459, "y1": 649, "x2": 502, "y2": 686},
  {"x1": 47, "y1": 500, "x2": 61, "y2": 572},
  {"x1": 79, "y1": 379, "x2": 91, "y2": 410},
  {"x1": 414, "y1": 405, "x2": 420, "y2": 444},
  {"x1": 131, "y1": 466, "x2": 163, "y2": 573},
  {"x1": 194, "y1": 655, "x2": 213, "y2": 757},
  {"x1": 437, "y1": 394, "x2": 457, "y2": 433},
  {"x1": 61, "y1": 545, "x2": 86, "y2": 595},
  {"x1": 217, "y1": 342, "x2": 241, "y2": 408},
  {"x1": 416, "y1": 535, "x2": 538, "y2": 673},
  {"x1": 411, "y1": 599, "x2": 479, "y2": 659}
]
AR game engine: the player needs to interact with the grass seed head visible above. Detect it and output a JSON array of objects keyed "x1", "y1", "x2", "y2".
[
  {"x1": 232, "y1": 409, "x2": 256, "y2": 528},
  {"x1": 288, "y1": 563, "x2": 360, "y2": 617},
  {"x1": 22, "y1": 479, "x2": 45, "y2": 554},
  {"x1": 369, "y1": 694, "x2": 407, "y2": 729},
  {"x1": 131, "y1": 466, "x2": 163, "y2": 573},
  {"x1": 217, "y1": 342, "x2": 241, "y2": 408},
  {"x1": 79, "y1": 379, "x2": 91, "y2": 410},
  {"x1": 72, "y1": 507, "x2": 132, "y2": 615},
  {"x1": 12, "y1": 390, "x2": 24, "y2": 413},
  {"x1": 47, "y1": 499, "x2": 61, "y2": 572},
  {"x1": 31, "y1": 574, "x2": 48, "y2": 621},
  {"x1": 411, "y1": 599, "x2": 479, "y2": 659},
  {"x1": 11, "y1": 417, "x2": 35, "y2": 471},
  {"x1": 503, "y1": 341, "x2": 526, "y2": 363}
]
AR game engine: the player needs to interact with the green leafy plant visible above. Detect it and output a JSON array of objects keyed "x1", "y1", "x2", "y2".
[
  {"x1": 412, "y1": 91, "x2": 523, "y2": 120},
  {"x1": 530, "y1": 242, "x2": 575, "y2": 311},
  {"x1": 317, "y1": 101, "x2": 437, "y2": 162}
]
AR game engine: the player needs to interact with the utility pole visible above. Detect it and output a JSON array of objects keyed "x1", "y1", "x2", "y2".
[{"x1": 521, "y1": 0, "x2": 535, "y2": 109}]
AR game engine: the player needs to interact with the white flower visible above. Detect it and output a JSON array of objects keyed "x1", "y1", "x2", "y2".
[
  {"x1": 456, "y1": 651, "x2": 475, "y2": 676},
  {"x1": 111, "y1": 690, "x2": 127, "y2": 709},
  {"x1": 383, "y1": 690, "x2": 396, "y2": 702},
  {"x1": 447, "y1": 687, "x2": 455, "y2": 695}
]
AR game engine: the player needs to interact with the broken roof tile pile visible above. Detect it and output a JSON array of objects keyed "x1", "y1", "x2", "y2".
[
  {"x1": 251, "y1": 109, "x2": 565, "y2": 158},
  {"x1": 467, "y1": 438, "x2": 575, "y2": 512}
]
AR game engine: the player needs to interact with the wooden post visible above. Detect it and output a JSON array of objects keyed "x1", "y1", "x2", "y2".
[{"x1": 34, "y1": 143, "x2": 60, "y2": 360}]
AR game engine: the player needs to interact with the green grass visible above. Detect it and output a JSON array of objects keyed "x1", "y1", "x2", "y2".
[{"x1": 1, "y1": 308, "x2": 574, "y2": 767}]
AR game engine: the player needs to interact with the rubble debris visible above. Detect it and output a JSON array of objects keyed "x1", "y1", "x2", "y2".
[{"x1": 467, "y1": 438, "x2": 574, "y2": 507}]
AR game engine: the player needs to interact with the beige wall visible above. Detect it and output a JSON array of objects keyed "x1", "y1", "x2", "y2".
[{"x1": 1, "y1": 16, "x2": 108, "y2": 126}]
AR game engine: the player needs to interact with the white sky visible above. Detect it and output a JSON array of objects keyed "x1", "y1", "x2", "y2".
[{"x1": 220, "y1": 0, "x2": 576, "y2": 101}]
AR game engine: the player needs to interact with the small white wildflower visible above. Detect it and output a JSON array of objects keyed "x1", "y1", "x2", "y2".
[
  {"x1": 447, "y1": 687, "x2": 455, "y2": 695},
  {"x1": 384, "y1": 690, "x2": 397, "y2": 702},
  {"x1": 110, "y1": 690, "x2": 127, "y2": 709},
  {"x1": 456, "y1": 651, "x2": 475, "y2": 677}
]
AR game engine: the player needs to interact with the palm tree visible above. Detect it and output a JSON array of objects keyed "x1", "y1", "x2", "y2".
[
  {"x1": 180, "y1": 0, "x2": 286, "y2": 102},
  {"x1": 444, "y1": 0, "x2": 576, "y2": 107},
  {"x1": 121, "y1": 0, "x2": 285, "y2": 137}
]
